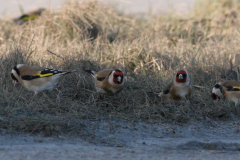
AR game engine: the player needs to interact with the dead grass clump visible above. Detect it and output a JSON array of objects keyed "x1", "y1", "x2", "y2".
[{"x1": 0, "y1": 0, "x2": 240, "y2": 136}]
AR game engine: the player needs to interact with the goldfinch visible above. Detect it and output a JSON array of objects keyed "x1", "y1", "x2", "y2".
[
  {"x1": 159, "y1": 70, "x2": 191, "y2": 102},
  {"x1": 84, "y1": 68, "x2": 125, "y2": 94},
  {"x1": 211, "y1": 80, "x2": 240, "y2": 106},
  {"x1": 13, "y1": 8, "x2": 45, "y2": 25},
  {"x1": 11, "y1": 64, "x2": 76, "y2": 94}
]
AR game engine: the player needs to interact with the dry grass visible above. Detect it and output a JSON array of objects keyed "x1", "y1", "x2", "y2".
[{"x1": 0, "y1": 0, "x2": 240, "y2": 136}]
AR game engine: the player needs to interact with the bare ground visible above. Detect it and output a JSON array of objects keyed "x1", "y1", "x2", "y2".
[{"x1": 1, "y1": 118, "x2": 240, "y2": 160}]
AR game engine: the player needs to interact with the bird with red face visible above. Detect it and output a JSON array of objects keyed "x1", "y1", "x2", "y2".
[
  {"x1": 211, "y1": 80, "x2": 240, "y2": 106},
  {"x1": 159, "y1": 70, "x2": 191, "y2": 102},
  {"x1": 84, "y1": 68, "x2": 125, "y2": 94}
]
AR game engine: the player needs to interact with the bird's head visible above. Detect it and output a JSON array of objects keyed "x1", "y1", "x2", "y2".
[
  {"x1": 175, "y1": 70, "x2": 188, "y2": 84},
  {"x1": 111, "y1": 69, "x2": 125, "y2": 84},
  {"x1": 11, "y1": 65, "x2": 21, "y2": 86},
  {"x1": 211, "y1": 83, "x2": 223, "y2": 103}
]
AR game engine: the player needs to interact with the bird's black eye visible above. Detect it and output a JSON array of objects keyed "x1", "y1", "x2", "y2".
[{"x1": 215, "y1": 84, "x2": 220, "y2": 88}]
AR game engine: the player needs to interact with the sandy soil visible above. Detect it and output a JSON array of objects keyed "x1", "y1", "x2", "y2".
[{"x1": 1, "y1": 118, "x2": 240, "y2": 160}]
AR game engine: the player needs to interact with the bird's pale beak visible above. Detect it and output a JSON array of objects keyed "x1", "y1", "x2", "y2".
[
  {"x1": 179, "y1": 74, "x2": 183, "y2": 79},
  {"x1": 116, "y1": 76, "x2": 122, "y2": 82}
]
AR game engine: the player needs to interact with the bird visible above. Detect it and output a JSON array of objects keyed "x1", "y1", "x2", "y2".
[
  {"x1": 11, "y1": 64, "x2": 77, "y2": 94},
  {"x1": 159, "y1": 70, "x2": 191, "y2": 102},
  {"x1": 13, "y1": 8, "x2": 45, "y2": 25},
  {"x1": 211, "y1": 80, "x2": 240, "y2": 106},
  {"x1": 84, "y1": 68, "x2": 125, "y2": 94}
]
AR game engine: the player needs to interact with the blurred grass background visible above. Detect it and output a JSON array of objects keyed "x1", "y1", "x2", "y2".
[{"x1": 0, "y1": 0, "x2": 240, "y2": 136}]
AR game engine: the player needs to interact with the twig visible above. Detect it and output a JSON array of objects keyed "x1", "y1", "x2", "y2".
[
  {"x1": 191, "y1": 85, "x2": 206, "y2": 89},
  {"x1": 26, "y1": 34, "x2": 35, "y2": 62},
  {"x1": 47, "y1": 50, "x2": 64, "y2": 60},
  {"x1": 81, "y1": 88, "x2": 96, "y2": 93},
  {"x1": 26, "y1": 50, "x2": 35, "y2": 62},
  {"x1": 146, "y1": 91, "x2": 160, "y2": 95}
]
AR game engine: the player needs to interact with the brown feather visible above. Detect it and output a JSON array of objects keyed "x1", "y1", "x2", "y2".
[
  {"x1": 222, "y1": 80, "x2": 240, "y2": 87},
  {"x1": 18, "y1": 65, "x2": 45, "y2": 76},
  {"x1": 95, "y1": 69, "x2": 112, "y2": 79},
  {"x1": 220, "y1": 81, "x2": 240, "y2": 105},
  {"x1": 171, "y1": 85, "x2": 191, "y2": 100}
]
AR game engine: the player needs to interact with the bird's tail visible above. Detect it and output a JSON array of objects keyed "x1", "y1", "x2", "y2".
[
  {"x1": 61, "y1": 70, "x2": 77, "y2": 75},
  {"x1": 83, "y1": 67, "x2": 96, "y2": 77}
]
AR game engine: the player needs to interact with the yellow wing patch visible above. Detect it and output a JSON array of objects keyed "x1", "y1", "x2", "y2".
[
  {"x1": 39, "y1": 73, "x2": 53, "y2": 77},
  {"x1": 33, "y1": 73, "x2": 54, "y2": 77},
  {"x1": 21, "y1": 15, "x2": 36, "y2": 21},
  {"x1": 233, "y1": 86, "x2": 240, "y2": 90}
]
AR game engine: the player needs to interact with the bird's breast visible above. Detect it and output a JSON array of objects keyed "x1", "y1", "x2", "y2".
[{"x1": 175, "y1": 86, "x2": 190, "y2": 97}]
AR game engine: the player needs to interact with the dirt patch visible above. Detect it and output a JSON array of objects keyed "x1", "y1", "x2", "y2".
[
  {"x1": 1, "y1": 119, "x2": 240, "y2": 159},
  {"x1": 178, "y1": 141, "x2": 240, "y2": 151}
]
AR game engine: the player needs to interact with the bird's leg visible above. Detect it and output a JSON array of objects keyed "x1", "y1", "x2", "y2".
[{"x1": 34, "y1": 91, "x2": 38, "y2": 95}]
